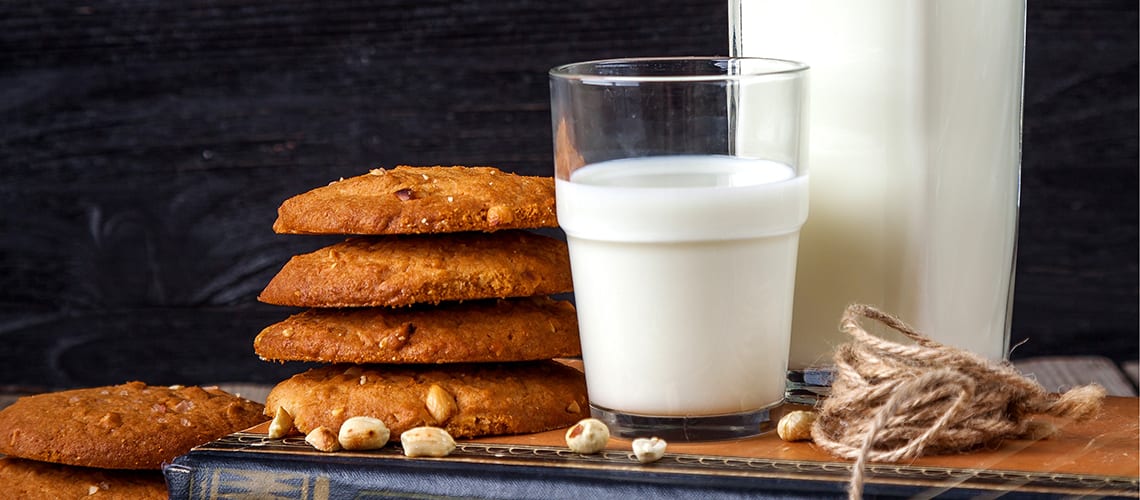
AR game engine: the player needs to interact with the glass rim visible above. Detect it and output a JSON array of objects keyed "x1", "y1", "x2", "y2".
[{"x1": 549, "y1": 56, "x2": 809, "y2": 83}]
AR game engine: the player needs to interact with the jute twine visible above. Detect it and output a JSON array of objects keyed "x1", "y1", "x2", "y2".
[{"x1": 811, "y1": 304, "x2": 1106, "y2": 500}]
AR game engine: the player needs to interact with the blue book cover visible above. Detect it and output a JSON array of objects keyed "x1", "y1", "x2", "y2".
[{"x1": 163, "y1": 426, "x2": 1139, "y2": 499}]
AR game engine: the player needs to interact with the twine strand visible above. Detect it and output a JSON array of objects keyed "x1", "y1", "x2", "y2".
[{"x1": 811, "y1": 304, "x2": 1107, "y2": 500}]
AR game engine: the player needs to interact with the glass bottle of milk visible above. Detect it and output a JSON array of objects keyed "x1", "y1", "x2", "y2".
[{"x1": 730, "y1": 0, "x2": 1024, "y2": 376}]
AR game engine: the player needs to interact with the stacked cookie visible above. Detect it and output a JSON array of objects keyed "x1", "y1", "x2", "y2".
[
  {"x1": 256, "y1": 166, "x2": 589, "y2": 441},
  {"x1": 0, "y1": 382, "x2": 266, "y2": 498}
]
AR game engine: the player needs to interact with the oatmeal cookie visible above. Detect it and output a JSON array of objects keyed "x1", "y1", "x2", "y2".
[
  {"x1": 0, "y1": 457, "x2": 166, "y2": 499},
  {"x1": 257, "y1": 231, "x2": 573, "y2": 308},
  {"x1": 273, "y1": 166, "x2": 558, "y2": 235},
  {"x1": 0, "y1": 382, "x2": 267, "y2": 470},
  {"x1": 255, "y1": 297, "x2": 580, "y2": 364},
  {"x1": 264, "y1": 361, "x2": 588, "y2": 439}
]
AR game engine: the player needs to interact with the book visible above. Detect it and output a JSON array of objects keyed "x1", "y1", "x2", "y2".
[{"x1": 165, "y1": 397, "x2": 1140, "y2": 499}]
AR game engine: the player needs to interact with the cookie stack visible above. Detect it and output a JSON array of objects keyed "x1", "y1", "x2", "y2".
[
  {"x1": 255, "y1": 166, "x2": 589, "y2": 441},
  {"x1": 0, "y1": 382, "x2": 265, "y2": 498}
]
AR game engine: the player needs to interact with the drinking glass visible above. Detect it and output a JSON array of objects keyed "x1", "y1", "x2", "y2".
[{"x1": 550, "y1": 57, "x2": 809, "y2": 440}]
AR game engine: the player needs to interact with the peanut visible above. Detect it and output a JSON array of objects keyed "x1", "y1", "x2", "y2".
[
  {"x1": 777, "y1": 410, "x2": 818, "y2": 442},
  {"x1": 425, "y1": 384, "x2": 458, "y2": 424},
  {"x1": 267, "y1": 407, "x2": 295, "y2": 439},
  {"x1": 305, "y1": 426, "x2": 342, "y2": 452},
  {"x1": 400, "y1": 426, "x2": 456, "y2": 457},
  {"x1": 631, "y1": 437, "x2": 667, "y2": 463},
  {"x1": 565, "y1": 418, "x2": 609, "y2": 454},
  {"x1": 338, "y1": 416, "x2": 391, "y2": 450}
]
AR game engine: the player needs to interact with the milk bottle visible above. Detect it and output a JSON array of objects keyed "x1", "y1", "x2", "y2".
[{"x1": 730, "y1": 0, "x2": 1024, "y2": 369}]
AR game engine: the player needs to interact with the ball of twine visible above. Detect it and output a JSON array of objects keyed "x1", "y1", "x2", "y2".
[{"x1": 811, "y1": 304, "x2": 1106, "y2": 500}]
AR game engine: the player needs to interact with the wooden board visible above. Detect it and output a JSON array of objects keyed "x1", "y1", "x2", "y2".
[{"x1": 167, "y1": 397, "x2": 1140, "y2": 498}]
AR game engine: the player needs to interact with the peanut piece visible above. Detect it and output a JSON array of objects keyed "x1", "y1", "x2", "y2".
[
  {"x1": 305, "y1": 426, "x2": 342, "y2": 452},
  {"x1": 486, "y1": 205, "x2": 514, "y2": 225},
  {"x1": 631, "y1": 437, "x2": 667, "y2": 463},
  {"x1": 267, "y1": 407, "x2": 295, "y2": 439},
  {"x1": 98, "y1": 412, "x2": 122, "y2": 429},
  {"x1": 565, "y1": 418, "x2": 609, "y2": 454},
  {"x1": 425, "y1": 384, "x2": 458, "y2": 424},
  {"x1": 400, "y1": 426, "x2": 456, "y2": 457},
  {"x1": 777, "y1": 410, "x2": 818, "y2": 442},
  {"x1": 338, "y1": 416, "x2": 390, "y2": 450}
]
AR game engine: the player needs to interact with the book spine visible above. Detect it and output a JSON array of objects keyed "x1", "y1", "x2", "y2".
[
  {"x1": 165, "y1": 448, "x2": 1140, "y2": 499},
  {"x1": 164, "y1": 450, "x2": 857, "y2": 499}
]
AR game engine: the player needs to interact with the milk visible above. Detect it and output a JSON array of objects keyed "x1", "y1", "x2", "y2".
[
  {"x1": 731, "y1": 0, "x2": 1023, "y2": 367},
  {"x1": 557, "y1": 155, "x2": 809, "y2": 415}
]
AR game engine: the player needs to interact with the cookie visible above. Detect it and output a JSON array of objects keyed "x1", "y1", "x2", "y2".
[
  {"x1": 272, "y1": 166, "x2": 558, "y2": 235},
  {"x1": 255, "y1": 297, "x2": 581, "y2": 364},
  {"x1": 257, "y1": 230, "x2": 573, "y2": 308},
  {"x1": 0, "y1": 382, "x2": 267, "y2": 470},
  {"x1": 265, "y1": 361, "x2": 589, "y2": 439},
  {"x1": 0, "y1": 457, "x2": 166, "y2": 500}
]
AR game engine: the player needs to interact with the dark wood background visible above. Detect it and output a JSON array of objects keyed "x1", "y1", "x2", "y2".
[{"x1": 1, "y1": 0, "x2": 1136, "y2": 390}]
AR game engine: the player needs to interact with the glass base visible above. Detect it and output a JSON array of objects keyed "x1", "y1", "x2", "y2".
[
  {"x1": 785, "y1": 367, "x2": 835, "y2": 405},
  {"x1": 590, "y1": 403, "x2": 777, "y2": 442}
]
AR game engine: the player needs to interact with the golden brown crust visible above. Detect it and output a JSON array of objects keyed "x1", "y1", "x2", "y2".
[
  {"x1": 264, "y1": 362, "x2": 589, "y2": 439},
  {"x1": 255, "y1": 297, "x2": 581, "y2": 364},
  {"x1": 272, "y1": 166, "x2": 558, "y2": 235},
  {"x1": 0, "y1": 457, "x2": 167, "y2": 500},
  {"x1": 257, "y1": 231, "x2": 573, "y2": 308},
  {"x1": 0, "y1": 382, "x2": 267, "y2": 470}
]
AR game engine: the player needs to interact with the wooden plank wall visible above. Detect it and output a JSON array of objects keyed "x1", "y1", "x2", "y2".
[{"x1": 0, "y1": 0, "x2": 1135, "y2": 389}]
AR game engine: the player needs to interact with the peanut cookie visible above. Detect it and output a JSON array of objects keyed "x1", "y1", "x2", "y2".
[
  {"x1": 257, "y1": 231, "x2": 573, "y2": 308},
  {"x1": 0, "y1": 382, "x2": 267, "y2": 470},
  {"x1": 265, "y1": 361, "x2": 589, "y2": 439},
  {"x1": 0, "y1": 457, "x2": 166, "y2": 499},
  {"x1": 273, "y1": 166, "x2": 558, "y2": 235},
  {"x1": 255, "y1": 297, "x2": 581, "y2": 364}
]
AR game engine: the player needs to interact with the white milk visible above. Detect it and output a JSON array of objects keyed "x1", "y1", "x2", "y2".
[
  {"x1": 557, "y1": 155, "x2": 808, "y2": 415},
  {"x1": 731, "y1": 0, "x2": 1023, "y2": 367}
]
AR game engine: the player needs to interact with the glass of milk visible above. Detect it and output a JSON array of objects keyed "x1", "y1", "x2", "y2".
[
  {"x1": 550, "y1": 57, "x2": 809, "y2": 440},
  {"x1": 730, "y1": 0, "x2": 1024, "y2": 402}
]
